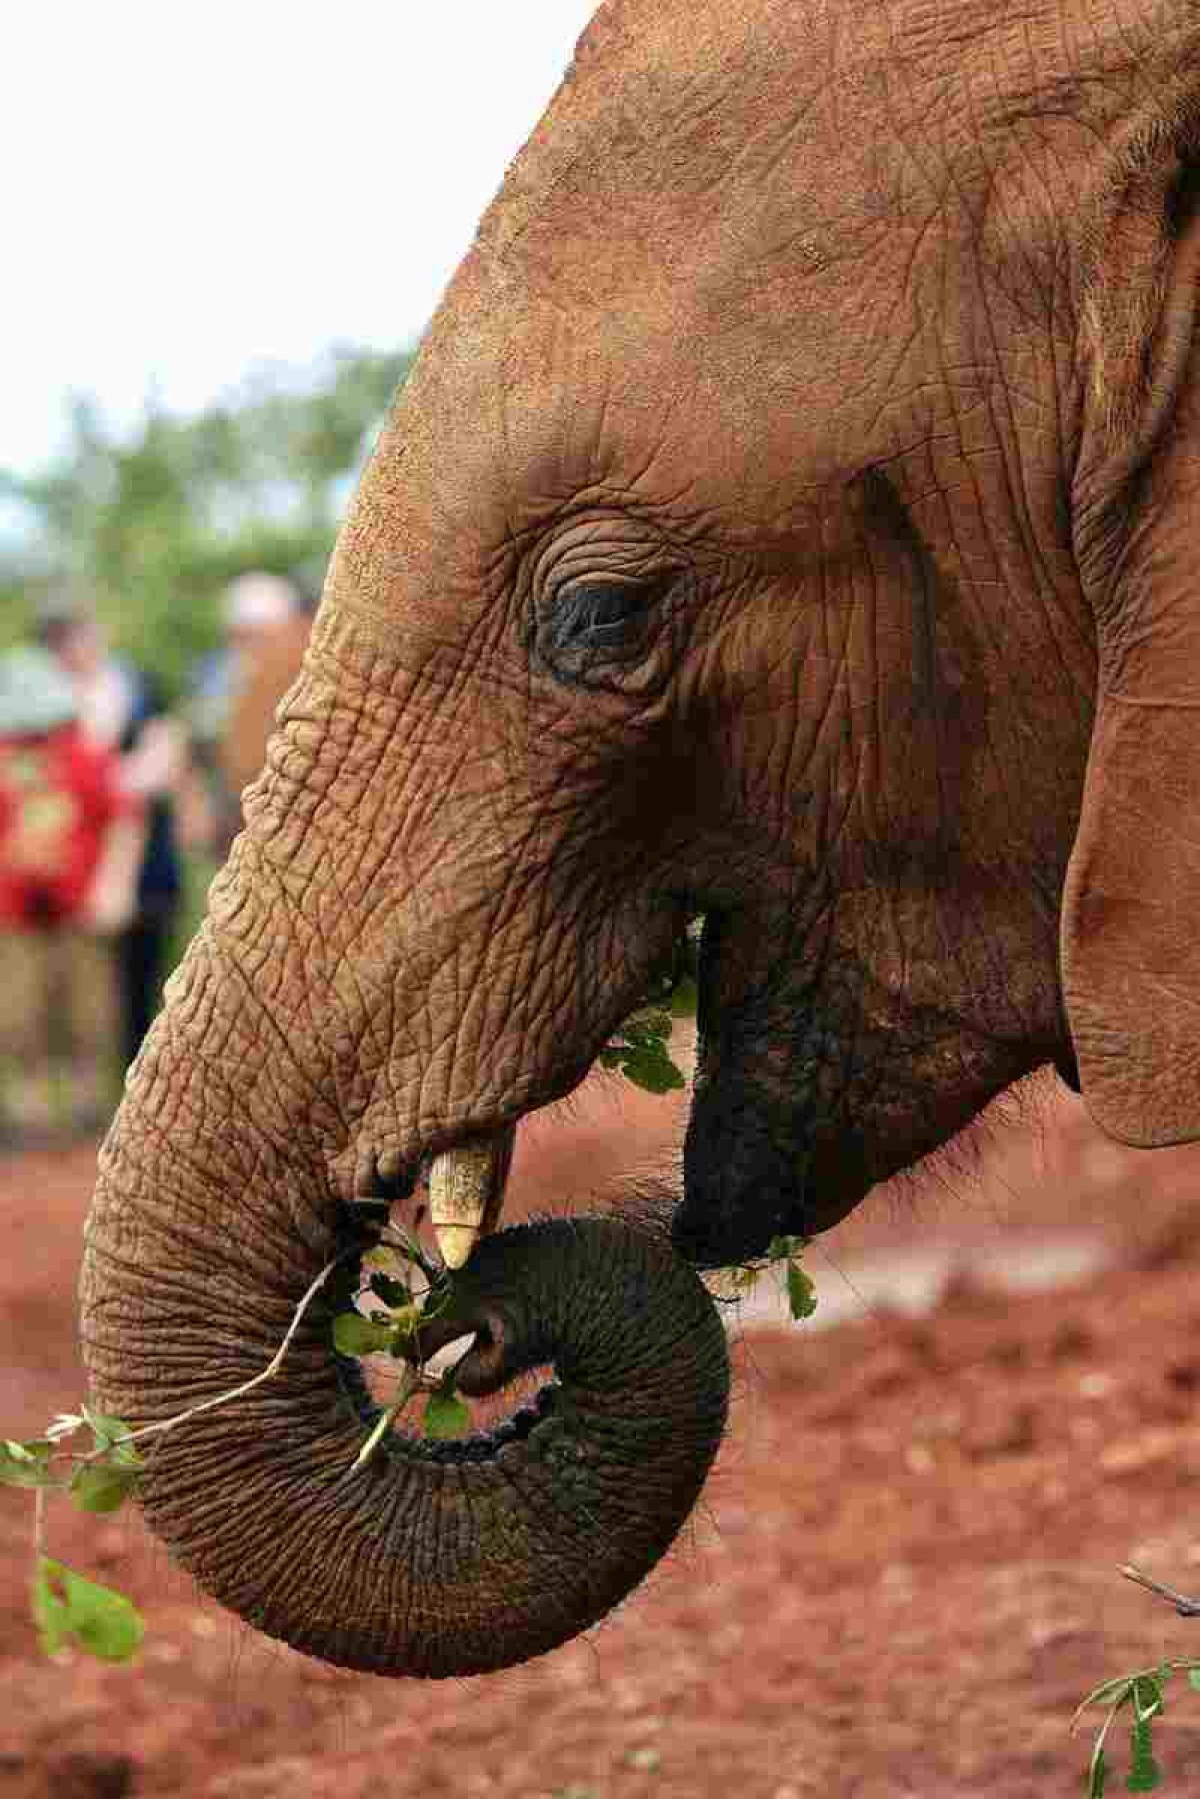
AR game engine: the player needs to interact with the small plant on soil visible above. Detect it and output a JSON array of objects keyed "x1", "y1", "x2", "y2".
[{"x1": 1074, "y1": 1568, "x2": 1200, "y2": 1794}]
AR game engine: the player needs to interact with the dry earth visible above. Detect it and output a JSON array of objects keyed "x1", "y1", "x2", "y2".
[{"x1": 4, "y1": 1075, "x2": 1200, "y2": 1798}]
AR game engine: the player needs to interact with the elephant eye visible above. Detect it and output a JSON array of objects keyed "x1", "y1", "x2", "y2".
[
  {"x1": 537, "y1": 577, "x2": 663, "y2": 688},
  {"x1": 559, "y1": 580, "x2": 649, "y2": 644}
]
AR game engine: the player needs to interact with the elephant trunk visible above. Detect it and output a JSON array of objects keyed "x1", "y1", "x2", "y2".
[{"x1": 79, "y1": 933, "x2": 728, "y2": 1677}]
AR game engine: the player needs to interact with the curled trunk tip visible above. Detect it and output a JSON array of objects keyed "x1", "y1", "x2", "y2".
[{"x1": 81, "y1": 1197, "x2": 729, "y2": 1679}]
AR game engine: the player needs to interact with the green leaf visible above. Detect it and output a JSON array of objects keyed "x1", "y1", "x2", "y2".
[
  {"x1": 1088, "y1": 1744, "x2": 1108, "y2": 1798},
  {"x1": 634, "y1": 1010, "x2": 673, "y2": 1041},
  {"x1": 69, "y1": 1462, "x2": 140, "y2": 1514},
  {"x1": 766, "y1": 1234, "x2": 807, "y2": 1262},
  {"x1": 1187, "y1": 1668, "x2": 1200, "y2": 1692},
  {"x1": 617, "y1": 1046, "x2": 686, "y2": 1094},
  {"x1": 387, "y1": 1225, "x2": 431, "y2": 1270},
  {"x1": 1132, "y1": 1677, "x2": 1164, "y2": 1722},
  {"x1": 1127, "y1": 1719, "x2": 1161, "y2": 1792},
  {"x1": 368, "y1": 1272, "x2": 409, "y2": 1308},
  {"x1": 0, "y1": 1440, "x2": 57, "y2": 1489},
  {"x1": 331, "y1": 1312, "x2": 395, "y2": 1356},
  {"x1": 669, "y1": 974, "x2": 698, "y2": 1017},
  {"x1": 388, "y1": 1303, "x2": 423, "y2": 1341},
  {"x1": 81, "y1": 1408, "x2": 129, "y2": 1447},
  {"x1": 81, "y1": 1411, "x2": 140, "y2": 1467},
  {"x1": 786, "y1": 1261, "x2": 818, "y2": 1321},
  {"x1": 423, "y1": 1391, "x2": 471, "y2": 1440},
  {"x1": 33, "y1": 1559, "x2": 144, "y2": 1662},
  {"x1": 612, "y1": 1010, "x2": 673, "y2": 1050}
]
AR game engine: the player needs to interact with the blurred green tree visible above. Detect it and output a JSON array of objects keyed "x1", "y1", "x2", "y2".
[{"x1": 0, "y1": 346, "x2": 414, "y2": 695}]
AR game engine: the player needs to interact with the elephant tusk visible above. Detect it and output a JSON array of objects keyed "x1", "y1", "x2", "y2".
[{"x1": 428, "y1": 1125, "x2": 515, "y2": 1268}]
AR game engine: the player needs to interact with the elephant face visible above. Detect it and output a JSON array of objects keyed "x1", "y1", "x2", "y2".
[
  {"x1": 250, "y1": 0, "x2": 1097, "y2": 1264},
  {"x1": 82, "y1": 0, "x2": 1200, "y2": 1679}
]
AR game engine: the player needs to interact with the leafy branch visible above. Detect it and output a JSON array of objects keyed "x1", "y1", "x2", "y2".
[
  {"x1": 330, "y1": 1223, "x2": 473, "y2": 1459},
  {"x1": 597, "y1": 919, "x2": 700, "y2": 1094},
  {"x1": 1, "y1": 1233, "x2": 468, "y2": 1663},
  {"x1": 722, "y1": 1234, "x2": 819, "y2": 1322},
  {"x1": 1073, "y1": 1660, "x2": 1198, "y2": 1794},
  {"x1": 1074, "y1": 1567, "x2": 1200, "y2": 1793}
]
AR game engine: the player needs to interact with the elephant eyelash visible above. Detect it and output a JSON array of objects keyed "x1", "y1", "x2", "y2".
[
  {"x1": 534, "y1": 573, "x2": 678, "y2": 690},
  {"x1": 554, "y1": 580, "x2": 653, "y2": 649}
]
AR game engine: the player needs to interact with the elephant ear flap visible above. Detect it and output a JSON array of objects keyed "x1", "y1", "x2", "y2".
[
  {"x1": 1063, "y1": 124, "x2": 1200, "y2": 1147},
  {"x1": 1062, "y1": 690, "x2": 1200, "y2": 1146},
  {"x1": 1063, "y1": 391, "x2": 1200, "y2": 1146}
]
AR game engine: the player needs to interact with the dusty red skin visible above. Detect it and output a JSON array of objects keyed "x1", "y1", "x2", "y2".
[{"x1": 75, "y1": 0, "x2": 1200, "y2": 1715}]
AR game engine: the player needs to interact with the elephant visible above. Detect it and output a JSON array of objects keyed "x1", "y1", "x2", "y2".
[{"x1": 81, "y1": 0, "x2": 1200, "y2": 1680}]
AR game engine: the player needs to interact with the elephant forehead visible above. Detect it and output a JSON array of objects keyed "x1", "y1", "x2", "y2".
[
  {"x1": 336, "y1": 3, "x2": 1107, "y2": 599},
  {"x1": 330, "y1": 0, "x2": 1187, "y2": 631},
  {"x1": 482, "y1": 0, "x2": 915, "y2": 282},
  {"x1": 344, "y1": 249, "x2": 918, "y2": 604},
  {"x1": 469, "y1": 0, "x2": 1188, "y2": 392},
  {"x1": 471, "y1": 0, "x2": 1104, "y2": 330}
]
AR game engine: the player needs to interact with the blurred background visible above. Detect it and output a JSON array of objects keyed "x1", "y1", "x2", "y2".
[
  {"x1": 5, "y1": 9, "x2": 1200, "y2": 1798},
  {"x1": 0, "y1": 2, "x2": 596, "y2": 1137}
]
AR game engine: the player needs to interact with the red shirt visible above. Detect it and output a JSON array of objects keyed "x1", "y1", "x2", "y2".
[{"x1": 0, "y1": 724, "x2": 126, "y2": 929}]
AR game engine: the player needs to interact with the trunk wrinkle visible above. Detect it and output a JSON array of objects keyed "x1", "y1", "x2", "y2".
[{"x1": 82, "y1": 1202, "x2": 729, "y2": 1679}]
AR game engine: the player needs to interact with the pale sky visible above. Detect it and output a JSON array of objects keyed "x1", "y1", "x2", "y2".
[{"x1": 3, "y1": 2, "x2": 600, "y2": 477}]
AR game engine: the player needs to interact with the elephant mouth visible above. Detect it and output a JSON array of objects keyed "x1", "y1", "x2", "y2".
[
  {"x1": 350, "y1": 955, "x2": 869, "y2": 1278},
  {"x1": 358, "y1": 1124, "x2": 518, "y2": 1270},
  {"x1": 354, "y1": 1058, "x2": 820, "y2": 1279}
]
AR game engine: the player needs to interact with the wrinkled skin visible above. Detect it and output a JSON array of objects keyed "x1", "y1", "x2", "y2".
[
  {"x1": 84, "y1": 1216, "x2": 728, "y2": 1677},
  {"x1": 217, "y1": 613, "x2": 313, "y2": 806},
  {"x1": 82, "y1": 0, "x2": 1200, "y2": 1678}
]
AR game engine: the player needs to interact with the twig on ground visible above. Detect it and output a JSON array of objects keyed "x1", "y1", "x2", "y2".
[{"x1": 1120, "y1": 1563, "x2": 1200, "y2": 1618}]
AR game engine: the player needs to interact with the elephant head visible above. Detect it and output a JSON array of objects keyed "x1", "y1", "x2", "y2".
[{"x1": 81, "y1": 0, "x2": 1200, "y2": 1677}]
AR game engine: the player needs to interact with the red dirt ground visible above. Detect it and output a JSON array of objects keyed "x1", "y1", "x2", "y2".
[{"x1": 6, "y1": 1076, "x2": 1200, "y2": 1798}]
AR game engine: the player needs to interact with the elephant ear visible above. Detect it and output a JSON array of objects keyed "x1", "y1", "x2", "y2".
[{"x1": 1062, "y1": 125, "x2": 1200, "y2": 1146}]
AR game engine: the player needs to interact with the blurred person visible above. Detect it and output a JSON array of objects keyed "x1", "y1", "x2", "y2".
[
  {"x1": 37, "y1": 598, "x2": 186, "y2": 1073},
  {"x1": 218, "y1": 592, "x2": 315, "y2": 804},
  {"x1": 0, "y1": 645, "x2": 134, "y2": 1136},
  {"x1": 189, "y1": 571, "x2": 310, "y2": 859}
]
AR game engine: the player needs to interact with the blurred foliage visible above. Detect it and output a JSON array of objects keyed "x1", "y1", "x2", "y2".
[{"x1": 0, "y1": 345, "x2": 415, "y2": 695}]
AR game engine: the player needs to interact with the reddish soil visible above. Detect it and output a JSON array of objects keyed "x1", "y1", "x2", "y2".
[{"x1": 6, "y1": 1076, "x2": 1200, "y2": 1798}]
